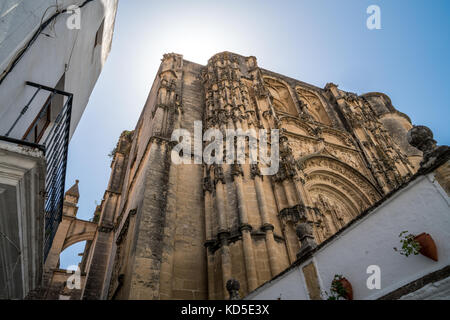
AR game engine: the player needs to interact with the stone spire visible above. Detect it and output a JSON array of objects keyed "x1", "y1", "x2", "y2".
[{"x1": 65, "y1": 179, "x2": 80, "y2": 199}]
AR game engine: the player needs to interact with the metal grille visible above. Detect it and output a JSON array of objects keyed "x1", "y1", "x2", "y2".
[{"x1": 4, "y1": 81, "x2": 73, "y2": 259}]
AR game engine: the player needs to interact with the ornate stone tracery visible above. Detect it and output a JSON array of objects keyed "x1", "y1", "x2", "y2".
[
  {"x1": 263, "y1": 76, "x2": 298, "y2": 116},
  {"x1": 311, "y1": 193, "x2": 352, "y2": 238},
  {"x1": 296, "y1": 87, "x2": 332, "y2": 125},
  {"x1": 82, "y1": 52, "x2": 423, "y2": 301},
  {"x1": 194, "y1": 54, "x2": 415, "y2": 296}
]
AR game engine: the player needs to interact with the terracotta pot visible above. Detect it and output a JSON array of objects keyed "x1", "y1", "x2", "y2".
[
  {"x1": 332, "y1": 277, "x2": 353, "y2": 300},
  {"x1": 414, "y1": 233, "x2": 438, "y2": 261}
]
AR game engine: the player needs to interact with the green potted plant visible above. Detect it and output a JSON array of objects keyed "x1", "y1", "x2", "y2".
[{"x1": 394, "y1": 231, "x2": 438, "y2": 261}]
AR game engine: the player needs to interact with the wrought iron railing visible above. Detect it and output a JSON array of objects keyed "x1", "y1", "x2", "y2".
[{"x1": 2, "y1": 81, "x2": 73, "y2": 259}]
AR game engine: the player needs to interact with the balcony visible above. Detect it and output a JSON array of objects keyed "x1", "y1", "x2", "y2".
[{"x1": 0, "y1": 81, "x2": 72, "y2": 299}]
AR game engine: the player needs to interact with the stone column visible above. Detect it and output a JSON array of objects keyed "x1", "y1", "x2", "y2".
[
  {"x1": 233, "y1": 171, "x2": 258, "y2": 292},
  {"x1": 252, "y1": 168, "x2": 281, "y2": 276},
  {"x1": 158, "y1": 160, "x2": 179, "y2": 300},
  {"x1": 215, "y1": 180, "x2": 227, "y2": 234},
  {"x1": 203, "y1": 173, "x2": 215, "y2": 300},
  {"x1": 219, "y1": 233, "x2": 232, "y2": 299},
  {"x1": 43, "y1": 216, "x2": 73, "y2": 283},
  {"x1": 282, "y1": 180, "x2": 297, "y2": 207},
  {"x1": 270, "y1": 179, "x2": 297, "y2": 263},
  {"x1": 214, "y1": 169, "x2": 232, "y2": 299}
]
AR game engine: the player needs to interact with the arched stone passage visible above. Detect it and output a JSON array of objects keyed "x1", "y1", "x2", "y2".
[
  {"x1": 43, "y1": 181, "x2": 98, "y2": 284},
  {"x1": 44, "y1": 217, "x2": 97, "y2": 275}
]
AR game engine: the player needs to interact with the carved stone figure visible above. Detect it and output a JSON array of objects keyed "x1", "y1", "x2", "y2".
[{"x1": 226, "y1": 279, "x2": 241, "y2": 300}]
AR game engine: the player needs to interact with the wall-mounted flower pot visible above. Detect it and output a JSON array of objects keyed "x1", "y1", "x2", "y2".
[
  {"x1": 332, "y1": 277, "x2": 353, "y2": 300},
  {"x1": 340, "y1": 278, "x2": 353, "y2": 300},
  {"x1": 414, "y1": 233, "x2": 438, "y2": 261}
]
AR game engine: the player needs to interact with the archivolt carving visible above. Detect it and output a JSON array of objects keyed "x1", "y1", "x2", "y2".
[
  {"x1": 320, "y1": 127, "x2": 355, "y2": 148},
  {"x1": 296, "y1": 87, "x2": 331, "y2": 125},
  {"x1": 309, "y1": 189, "x2": 357, "y2": 238},
  {"x1": 278, "y1": 120, "x2": 367, "y2": 176},
  {"x1": 263, "y1": 77, "x2": 298, "y2": 116},
  {"x1": 298, "y1": 155, "x2": 382, "y2": 209},
  {"x1": 318, "y1": 147, "x2": 364, "y2": 174},
  {"x1": 312, "y1": 192, "x2": 356, "y2": 222},
  {"x1": 288, "y1": 139, "x2": 317, "y2": 158},
  {"x1": 305, "y1": 171, "x2": 370, "y2": 212},
  {"x1": 277, "y1": 116, "x2": 316, "y2": 136}
]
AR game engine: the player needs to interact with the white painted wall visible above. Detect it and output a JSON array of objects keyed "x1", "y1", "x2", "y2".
[
  {"x1": 0, "y1": 140, "x2": 46, "y2": 299},
  {"x1": 0, "y1": 0, "x2": 118, "y2": 140},
  {"x1": 0, "y1": 0, "x2": 71, "y2": 71},
  {"x1": 245, "y1": 268, "x2": 309, "y2": 300},
  {"x1": 247, "y1": 171, "x2": 450, "y2": 300}
]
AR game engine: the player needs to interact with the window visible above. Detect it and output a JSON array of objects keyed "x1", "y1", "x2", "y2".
[
  {"x1": 23, "y1": 95, "x2": 51, "y2": 143},
  {"x1": 95, "y1": 19, "x2": 105, "y2": 47},
  {"x1": 23, "y1": 74, "x2": 65, "y2": 144}
]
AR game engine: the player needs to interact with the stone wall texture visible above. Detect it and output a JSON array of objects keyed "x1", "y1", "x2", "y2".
[{"x1": 84, "y1": 52, "x2": 422, "y2": 300}]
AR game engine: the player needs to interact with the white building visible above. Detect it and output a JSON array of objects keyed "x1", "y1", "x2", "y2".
[{"x1": 0, "y1": 0, "x2": 118, "y2": 299}]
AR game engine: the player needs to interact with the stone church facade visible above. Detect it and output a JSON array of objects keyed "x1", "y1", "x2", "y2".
[{"x1": 80, "y1": 52, "x2": 422, "y2": 300}]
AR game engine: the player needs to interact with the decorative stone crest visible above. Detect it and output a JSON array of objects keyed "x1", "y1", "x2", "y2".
[
  {"x1": 407, "y1": 125, "x2": 436, "y2": 154},
  {"x1": 407, "y1": 125, "x2": 449, "y2": 169},
  {"x1": 324, "y1": 82, "x2": 338, "y2": 91}
]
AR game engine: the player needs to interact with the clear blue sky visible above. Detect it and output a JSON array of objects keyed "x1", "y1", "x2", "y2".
[{"x1": 60, "y1": 0, "x2": 450, "y2": 268}]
